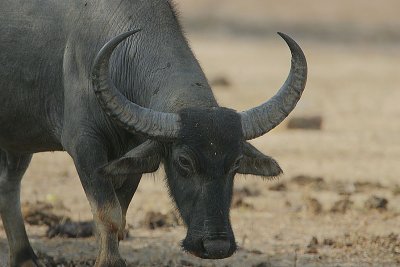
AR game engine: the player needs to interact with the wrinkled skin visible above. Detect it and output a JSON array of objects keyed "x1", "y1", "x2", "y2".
[{"x1": 0, "y1": 0, "x2": 305, "y2": 266}]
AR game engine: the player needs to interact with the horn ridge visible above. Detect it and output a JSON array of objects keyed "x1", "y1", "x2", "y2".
[
  {"x1": 240, "y1": 32, "x2": 308, "y2": 140},
  {"x1": 91, "y1": 30, "x2": 181, "y2": 140}
]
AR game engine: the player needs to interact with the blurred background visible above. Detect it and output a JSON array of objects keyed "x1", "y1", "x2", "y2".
[
  {"x1": 176, "y1": 0, "x2": 400, "y2": 183},
  {"x1": 1, "y1": 1, "x2": 400, "y2": 266}
]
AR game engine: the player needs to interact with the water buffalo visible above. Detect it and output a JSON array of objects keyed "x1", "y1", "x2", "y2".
[{"x1": 0, "y1": 0, "x2": 307, "y2": 266}]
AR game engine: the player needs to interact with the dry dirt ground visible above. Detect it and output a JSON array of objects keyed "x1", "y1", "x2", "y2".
[{"x1": 1, "y1": 1, "x2": 400, "y2": 266}]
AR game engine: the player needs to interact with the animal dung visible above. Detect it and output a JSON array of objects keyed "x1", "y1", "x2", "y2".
[
  {"x1": 291, "y1": 175, "x2": 327, "y2": 191},
  {"x1": 287, "y1": 116, "x2": 323, "y2": 130},
  {"x1": 364, "y1": 196, "x2": 388, "y2": 210},
  {"x1": 305, "y1": 236, "x2": 319, "y2": 254},
  {"x1": 231, "y1": 197, "x2": 255, "y2": 209},
  {"x1": 21, "y1": 201, "x2": 67, "y2": 226},
  {"x1": 305, "y1": 197, "x2": 323, "y2": 215},
  {"x1": 47, "y1": 220, "x2": 94, "y2": 238},
  {"x1": 323, "y1": 238, "x2": 335, "y2": 246},
  {"x1": 330, "y1": 198, "x2": 354, "y2": 214},
  {"x1": 143, "y1": 211, "x2": 180, "y2": 230},
  {"x1": 268, "y1": 182, "x2": 287, "y2": 191},
  {"x1": 234, "y1": 186, "x2": 261, "y2": 197},
  {"x1": 21, "y1": 200, "x2": 94, "y2": 239}
]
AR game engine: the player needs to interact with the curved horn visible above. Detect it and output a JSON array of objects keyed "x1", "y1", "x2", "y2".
[
  {"x1": 91, "y1": 30, "x2": 181, "y2": 140},
  {"x1": 240, "y1": 32, "x2": 308, "y2": 140}
]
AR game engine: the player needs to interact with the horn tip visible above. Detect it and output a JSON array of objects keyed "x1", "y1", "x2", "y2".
[
  {"x1": 277, "y1": 32, "x2": 306, "y2": 62},
  {"x1": 277, "y1": 32, "x2": 293, "y2": 43}
]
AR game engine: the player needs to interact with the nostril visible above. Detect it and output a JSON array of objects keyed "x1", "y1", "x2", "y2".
[{"x1": 203, "y1": 239, "x2": 231, "y2": 258}]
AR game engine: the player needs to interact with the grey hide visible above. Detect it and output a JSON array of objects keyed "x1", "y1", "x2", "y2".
[{"x1": 0, "y1": 0, "x2": 307, "y2": 266}]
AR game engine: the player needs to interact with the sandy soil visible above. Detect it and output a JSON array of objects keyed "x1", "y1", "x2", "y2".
[{"x1": 1, "y1": 1, "x2": 400, "y2": 266}]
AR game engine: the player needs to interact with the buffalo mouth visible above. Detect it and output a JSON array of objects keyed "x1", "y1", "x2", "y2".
[{"x1": 182, "y1": 235, "x2": 237, "y2": 259}]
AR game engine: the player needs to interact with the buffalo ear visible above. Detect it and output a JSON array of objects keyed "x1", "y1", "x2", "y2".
[
  {"x1": 97, "y1": 140, "x2": 162, "y2": 177},
  {"x1": 237, "y1": 142, "x2": 283, "y2": 178}
]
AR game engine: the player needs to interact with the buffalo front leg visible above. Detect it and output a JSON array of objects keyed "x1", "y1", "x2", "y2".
[
  {"x1": 0, "y1": 150, "x2": 37, "y2": 267},
  {"x1": 70, "y1": 139, "x2": 126, "y2": 267},
  {"x1": 115, "y1": 175, "x2": 141, "y2": 241}
]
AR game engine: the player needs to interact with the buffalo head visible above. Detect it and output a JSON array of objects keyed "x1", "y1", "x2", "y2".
[{"x1": 91, "y1": 30, "x2": 307, "y2": 259}]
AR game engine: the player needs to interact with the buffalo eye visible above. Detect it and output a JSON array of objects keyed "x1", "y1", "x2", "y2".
[{"x1": 175, "y1": 155, "x2": 194, "y2": 177}]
